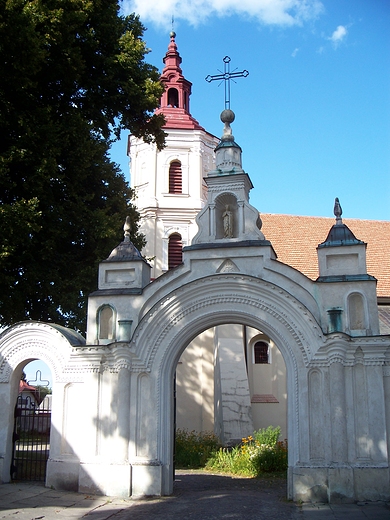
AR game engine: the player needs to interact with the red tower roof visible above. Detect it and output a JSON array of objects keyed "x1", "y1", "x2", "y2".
[{"x1": 155, "y1": 32, "x2": 205, "y2": 131}]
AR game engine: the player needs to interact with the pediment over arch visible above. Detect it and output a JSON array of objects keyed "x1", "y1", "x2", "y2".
[{"x1": 216, "y1": 259, "x2": 240, "y2": 273}]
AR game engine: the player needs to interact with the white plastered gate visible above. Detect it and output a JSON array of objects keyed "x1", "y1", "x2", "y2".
[{"x1": 0, "y1": 256, "x2": 389, "y2": 503}]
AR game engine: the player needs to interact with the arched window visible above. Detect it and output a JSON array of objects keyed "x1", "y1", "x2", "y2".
[
  {"x1": 169, "y1": 161, "x2": 182, "y2": 194},
  {"x1": 254, "y1": 341, "x2": 269, "y2": 364},
  {"x1": 168, "y1": 233, "x2": 183, "y2": 269},
  {"x1": 348, "y1": 293, "x2": 366, "y2": 330},
  {"x1": 167, "y1": 88, "x2": 179, "y2": 107},
  {"x1": 98, "y1": 305, "x2": 115, "y2": 340}
]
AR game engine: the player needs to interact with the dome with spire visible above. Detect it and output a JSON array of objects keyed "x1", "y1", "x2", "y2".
[
  {"x1": 154, "y1": 32, "x2": 205, "y2": 131},
  {"x1": 105, "y1": 216, "x2": 144, "y2": 262},
  {"x1": 318, "y1": 198, "x2": 365, "y2": 248}
]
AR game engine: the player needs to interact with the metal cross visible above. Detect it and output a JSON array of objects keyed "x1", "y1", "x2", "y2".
[
  {"x1": 28, "y1": 370, "x2": 50, "y2": 387},
  {"x1": 205, "y1": 56, "x2": 249, "y2": 110}
]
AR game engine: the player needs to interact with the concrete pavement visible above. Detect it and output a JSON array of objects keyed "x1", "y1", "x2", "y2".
[{"x1": 0, "y1": 471, "x2": 389, "y2": 519}]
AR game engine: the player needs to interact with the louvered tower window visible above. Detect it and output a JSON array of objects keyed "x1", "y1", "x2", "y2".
[
  {"x1": 169, "y1": 161, "x2": 182, "y2": 194},
  {"x1": 168, "y1": 233, "x2": 183, "y2": 269}
]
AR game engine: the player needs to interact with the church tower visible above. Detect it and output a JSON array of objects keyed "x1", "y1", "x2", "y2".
[
  {"x1": 128, "y1": 32, "x2": 219, "y2": 278},
  {"x1": 128, "y1": 36, "x2": 286, "y2": 444}
]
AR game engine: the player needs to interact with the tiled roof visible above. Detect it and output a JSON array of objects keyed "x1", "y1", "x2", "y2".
[
  {"x1": 260, "y1": 214, "x2": 390, "y2": 299},
  {"x1": 19, "y1": 380, "x2": 38, "y2": 393},
  {"x1": 378, "y1": 306, "x2": 390, "y2": 334}
]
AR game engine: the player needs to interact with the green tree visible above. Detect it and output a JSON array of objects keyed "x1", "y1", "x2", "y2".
[{"x1": 0, "y1": 0, "x2": 165, "y2": 331}]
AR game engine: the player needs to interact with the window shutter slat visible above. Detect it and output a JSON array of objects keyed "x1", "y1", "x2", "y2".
[
  {"x1": 168, "y1": 234, "x2": 183, "y2": 269},
  {"x1": 169, "y1": 161, "x2": 182, "y2": 194}
]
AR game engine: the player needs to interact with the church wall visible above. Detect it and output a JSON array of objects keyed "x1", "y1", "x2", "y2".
[
  {"x1": 175, "y1": 329, "x2": 214, "y2": 433},
  {"x1": 130, "y1": 129, "x2": 217, "y2": 280},
  {"x1": 247, "y1": 338, "x2": 288, "y2": 439},
  {"x1": 128, "y1": 141, "x2": 158, "y2": 210}
]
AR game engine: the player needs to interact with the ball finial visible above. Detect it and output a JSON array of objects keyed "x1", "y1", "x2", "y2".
[{"x1": 220, "y1": 109, "x2": 235, "y2": 124}]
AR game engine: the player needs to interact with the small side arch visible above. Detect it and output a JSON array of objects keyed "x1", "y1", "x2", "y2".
[{"x1": 0, "y1": 321, "x2": 84, "y2": 484}]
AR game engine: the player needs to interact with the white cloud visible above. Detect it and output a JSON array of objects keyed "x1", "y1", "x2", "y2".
[
  {"x1": 291, "y1": 47, "x2": 299, "y2": 57},
  {"x1": 328, "y1": 25, "x2": 348, "y2": 47},
  {"x1": 123, "y1": 0, "x2": 324, "y2": 28}
]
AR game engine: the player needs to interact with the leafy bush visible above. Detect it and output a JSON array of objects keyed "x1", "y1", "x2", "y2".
[
  {"x1": 254, "y1": 425, "x2": 281, "y2": 447},
  {"x1": 206, "y1": 445, "x2": 255, "y2": 477},
  {"x1": 252, "y1": 440, "x2": 288, "y2": 474},
  {"x1": 205, "y1": 426, "x2": 287, "y2": 477},
  {"x1": 175, "y1": 429, "x2": 221, "y2": 468}
]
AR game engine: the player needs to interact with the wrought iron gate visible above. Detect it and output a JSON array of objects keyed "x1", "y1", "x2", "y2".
[{"x1": 11, "y1": 393, "x2": 51, "y2": 481}]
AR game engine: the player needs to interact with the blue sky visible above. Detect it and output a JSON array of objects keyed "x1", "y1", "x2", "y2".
[{"x1": 109, "y1": 0, "x2": 390, "y2": 221}]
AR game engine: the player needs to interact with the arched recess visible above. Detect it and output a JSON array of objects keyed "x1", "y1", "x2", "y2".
[
  {"x1": 130, "y1": 274, "x2": 322, "y2": 496},
  {"x1": 347, "y1": 292, "x2": 368, "y2": 334},
  {"x1": 97, "y1": 304, "x2": 116, "y2": 344},
  {"x1": 215, "y1": 193, "x2": 238, "y2": 239},
  {"x1": 0, "y1": 321, "x2": 84, "y2": 484}
]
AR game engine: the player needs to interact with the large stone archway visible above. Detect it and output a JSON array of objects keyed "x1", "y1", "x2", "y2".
[{"x1": 130, "y1": 274, "x2": 319, "y2": 497}]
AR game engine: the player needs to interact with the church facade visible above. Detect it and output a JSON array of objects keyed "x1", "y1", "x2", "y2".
[{"x1": 0, "y1": 33, "x2": 389, "y2": 504}]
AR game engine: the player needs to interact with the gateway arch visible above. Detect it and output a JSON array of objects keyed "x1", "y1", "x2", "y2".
[{"x1": 0, "y1": 109, "x2": 389, "y2": 502}]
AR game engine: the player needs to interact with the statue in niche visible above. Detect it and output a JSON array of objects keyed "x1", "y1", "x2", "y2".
[{"x1": 223, "y1": 205, "x2": 233, "y2": 238}]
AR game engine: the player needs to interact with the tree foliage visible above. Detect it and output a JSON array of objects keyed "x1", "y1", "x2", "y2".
[{"x1": 0, "y1": 0, "x2": 165, "y2": 331}]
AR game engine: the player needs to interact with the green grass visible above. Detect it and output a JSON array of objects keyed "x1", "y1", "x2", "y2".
[{"x1": 175, "y1": 426, "x2": 288, "y2": 478}]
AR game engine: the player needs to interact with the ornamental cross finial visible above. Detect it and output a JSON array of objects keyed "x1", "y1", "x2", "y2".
[
  {"x1": 205, "y1": 56, "x2": 249, "y2": 110},
  {"x1": 28, "y1": 370, "x2": 50, "y2": 388}
]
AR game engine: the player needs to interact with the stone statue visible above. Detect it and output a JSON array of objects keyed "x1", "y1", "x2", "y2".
[{"x1": 223, "y1": 205, "x2": 233, "y2": 238}]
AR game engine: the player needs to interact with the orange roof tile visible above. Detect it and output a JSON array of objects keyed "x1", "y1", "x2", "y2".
[{"x1": 260, "y1": 214, "x2": 390, "y2": 299}]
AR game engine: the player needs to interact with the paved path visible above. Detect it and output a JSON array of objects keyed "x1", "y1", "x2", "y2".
[{"x1": 0, "y1": 471, "x2": 389, "y2": 519}]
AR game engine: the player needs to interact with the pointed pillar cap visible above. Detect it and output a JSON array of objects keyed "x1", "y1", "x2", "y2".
[
  {"x1": 105, "y1": 217, "x2": 143, "y2": 262},
  {"x1": 318, "y1": 198, "x2": 365, "y2": 248}
]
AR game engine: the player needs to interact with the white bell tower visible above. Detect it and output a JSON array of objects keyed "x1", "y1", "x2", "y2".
[{"x1": 128, "y1": 32, "x2": 219, "y2": 278}]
